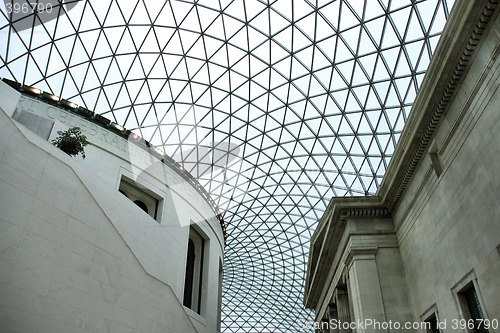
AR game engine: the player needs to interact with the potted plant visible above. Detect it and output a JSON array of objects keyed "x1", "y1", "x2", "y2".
[{"x1": 51, "y1": 126, "x2": 89, "y2": 159}]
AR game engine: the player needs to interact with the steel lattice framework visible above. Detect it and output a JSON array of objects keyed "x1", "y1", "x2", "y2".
[{"x1": 0, "y1": 0, "x2": 454, "y2": 331}]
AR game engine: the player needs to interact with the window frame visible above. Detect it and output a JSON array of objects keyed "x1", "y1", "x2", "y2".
[
  {"x1": 421, "y1": 304, "x2": 441, "y2": 333},
  {"x1": 183, "y1": 226, "x2": 206, "y2": 315},
  {"x1": 118, "y1": 175, "x2": 161, "y2": 221},
  {"x1": 452, "y1": 270, "x2": 491, "y2": 333}
]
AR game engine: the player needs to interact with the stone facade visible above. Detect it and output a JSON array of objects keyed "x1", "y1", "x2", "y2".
[
  {"x1": 304, "y1": 0, "x2": 500, "y2": 332},
  {"x1": 0, "y1": 81, "x2": 224, "y2": 333}
]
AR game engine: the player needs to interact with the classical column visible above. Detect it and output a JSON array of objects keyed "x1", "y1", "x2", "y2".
[
  {"x1": 345, "y1": 248, "x2": 387, "y2": 332},
  {"x1": 334, "y1": 287, "x2": 351, "y2": 333},
  {"x1": 321, "y1": 318, "x2": 330, "y2": 333},
  {"x1": 327, "y1": 304, "x2": 339, "y2": 333}
]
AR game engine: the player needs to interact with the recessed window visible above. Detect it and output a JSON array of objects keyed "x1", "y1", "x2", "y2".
[
  {"x1": 421, "y1": 304, "x2": 441, "y2": 333},
  {"x1": 183, "y1": 227, "x2": 205, "y2": 314},
  {"x1": 133, "y1": 200, "x2": 148, "y2": 213},
  {"x1": 425, "y1": 313, "x2": 440, "y2": 333},
  {"x1": 119, "y1": 178, "x2": 159, "y2": 221},
  {"x1": 217, "y1": 260, "x2": 223, "y2": 332},
  {"x1": 459, "y1": 285, "x2": 490, "y2": 333}
]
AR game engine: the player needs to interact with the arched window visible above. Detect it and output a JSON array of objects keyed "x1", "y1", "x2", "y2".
[
  {"x1": 118, "y1": 177, "x2": 159, "y2": 220},
  {"x1": 183, "y1": 239, "x2": 196, "y2": 309},
  {"x1": 133, "y1": 200, "x2": 148, "y2": 213},
  {"x1": 183, "y1": 228, "x2": 204, "y2": 314}
]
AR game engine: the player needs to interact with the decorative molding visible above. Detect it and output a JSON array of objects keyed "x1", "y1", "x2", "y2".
[
  {"x1": 340, "y1": 207, "x2": 390, "y2": 221},
  {"x1": 420, "y1": 303, "x2": 440, "y2": 323},
  {"x1": 345, "y1": 248, "x2": 378, "y2": 270},
  {"x1": 349, "y1": 248, "x2": 378, "y2": 256},
  {"x1": 388, "y1": 0, "x2": 500, "y2": 211},
  {"x1": 306, "y1": 0, "x2": 500, "y2": 311},
  {"x1": 333, "y1": 286, "x2": 348, "y2": 300}
]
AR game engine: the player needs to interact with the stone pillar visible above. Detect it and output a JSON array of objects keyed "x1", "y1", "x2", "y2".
[
  {"x1": 345, "y1": 248, "x2": 387, "y2": 332},
  {"x1": 327, "y1": 304, "x2": 339, "y2": 333},
  {"x1": 321, "y1": 318, "x2": 330, "y2": 333},
  {"x1": 334, "y1": 287, "x2": 351, "y2": 333},
  {"x1": 316, "y1": 317, "x2": 329, "y2": 333}
]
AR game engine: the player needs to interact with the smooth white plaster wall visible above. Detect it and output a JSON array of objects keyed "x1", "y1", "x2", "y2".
[{"x1": 0, "y1": 81, "x2": 224, "y2": 333}]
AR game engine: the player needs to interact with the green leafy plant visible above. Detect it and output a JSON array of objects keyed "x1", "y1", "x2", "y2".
[{"x1": 51, "y1": 127, "x2": 89, "y2": 159}]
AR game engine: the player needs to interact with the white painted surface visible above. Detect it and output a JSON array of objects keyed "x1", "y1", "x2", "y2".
[{"x1": 0, "y1": 82, "x2": 224, "y2": 333}]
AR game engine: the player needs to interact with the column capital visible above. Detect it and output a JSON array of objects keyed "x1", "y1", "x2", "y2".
[
  {"x1": 345, "y1": 248, "x2": 377, "y2": 270},
  {"x1": 333, "y1": 286, "x2": 348, "y2": 300}
]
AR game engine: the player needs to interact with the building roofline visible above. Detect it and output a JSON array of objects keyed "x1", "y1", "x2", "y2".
[
  {"x1": 2, "y1": 77, "x2": 227, "y2": 244},
  {"x1": 304, "y1": 0, "x2": 500, "y2": 309}
]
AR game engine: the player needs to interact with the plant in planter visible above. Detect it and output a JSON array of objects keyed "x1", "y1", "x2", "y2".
[{"x1": 51, "y1": 126, "x2": 89, "y2": 159}]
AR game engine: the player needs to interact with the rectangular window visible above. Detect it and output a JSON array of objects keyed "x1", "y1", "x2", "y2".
[
  {"x1": 425, "y1": 313, "x2": 440, "y2": 333},
  {"x1": 119, "y1": 178, "x2": 160, "y2": 221},
  {"x1": 459, "y1": 285, "x2": 490, "y2": 333},
  {"x1": 421, "y1": 304, "x2": 441, "y2": 333},
  {"x1": 217, "y1": 260, "x2": 223, "y2": 332},
  {"x1": 183, "y1": 227, "x2": 204, "y2": 314}
]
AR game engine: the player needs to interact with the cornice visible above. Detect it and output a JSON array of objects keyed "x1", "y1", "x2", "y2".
[
  {"x1": 344, "y1": 248, "x2": 378, "y2": 271},
  {"x1": 305, "y1": 0, "x2": 500, "y2": 310},
  {"x1": 339, "y1": 207, "x2": 390, "y2": 221},
  {"x1": 304, "y1": 202, "x2": 388, "y2": 308},
  {"x1": 380, "y1": 0, "x2": 500, "y2": 211}
]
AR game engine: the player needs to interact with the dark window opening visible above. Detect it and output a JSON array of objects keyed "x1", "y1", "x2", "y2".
[
  {"x1": 217, "y1": 260, "x2": 223, "y2": 332},
  {"x1": 461, "y1": 286, "x2": 489, "y2": 333},
  {"x1": 425, "y1": 314, "x2": 440, "y2": 333},
  {"x1": 183, "y1": 239, "x2": 195, "y2": 309},
  {"x1": 118, "y1": 178, "x2": 160, "y2": 221},
  {"x1": 183, "y1": 228, "x2": 204, "y2": 314},
  {"x1": 133, "y1": 200, "x2": 148, "y2": 213}
]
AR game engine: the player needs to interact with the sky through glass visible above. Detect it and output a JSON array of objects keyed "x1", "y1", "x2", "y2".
[{"x1": 0, "y1": 0, "x2": 455, "y2": 331}]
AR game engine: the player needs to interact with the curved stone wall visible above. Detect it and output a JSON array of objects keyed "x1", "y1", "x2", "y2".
[{"x1": 0, "y1": 80, "x2": 224, "y2": 333}]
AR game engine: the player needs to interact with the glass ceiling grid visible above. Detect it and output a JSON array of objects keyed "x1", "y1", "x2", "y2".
[{"x1": 0, "y1": 0, "x2": 454, "y2": 331}]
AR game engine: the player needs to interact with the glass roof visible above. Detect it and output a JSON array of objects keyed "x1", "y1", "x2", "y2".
[{"x1": 0, "y1": 0, "x2": 454, "y2": 331}]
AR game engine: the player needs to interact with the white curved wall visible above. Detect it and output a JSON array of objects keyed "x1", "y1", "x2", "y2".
[{"x1": 0, "y1": 81, "x2": 224, "y2": 333}]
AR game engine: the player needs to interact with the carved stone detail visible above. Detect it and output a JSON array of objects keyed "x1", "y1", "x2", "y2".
[{"x1": 389, "y1": 0, "x2": 500, "y2": 211}]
